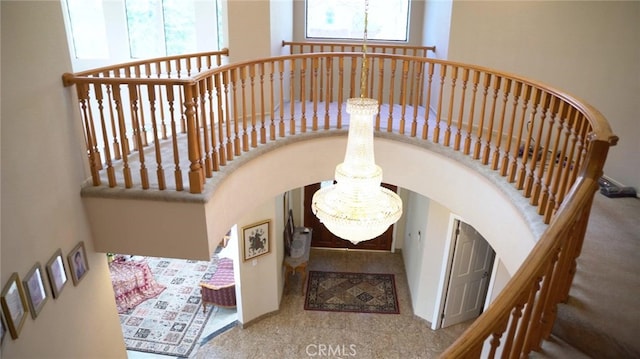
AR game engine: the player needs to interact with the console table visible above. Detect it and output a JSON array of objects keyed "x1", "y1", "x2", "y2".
[{"x1": 284, "y1": 227, "x2": 312, "y2": 294}]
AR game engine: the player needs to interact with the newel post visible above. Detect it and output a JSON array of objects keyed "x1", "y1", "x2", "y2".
[{"x1": 183, "y1": 83, "x2": 204, "y2": 193}]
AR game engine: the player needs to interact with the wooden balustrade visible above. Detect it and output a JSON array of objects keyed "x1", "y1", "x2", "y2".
[{"x1": 62, "y1": 48, "x2": 617, "y2": 357}]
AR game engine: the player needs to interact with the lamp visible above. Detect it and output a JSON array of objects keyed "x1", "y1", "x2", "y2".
[{"x1": 311, "y1": 0, "x2": 402, "y2": 245}]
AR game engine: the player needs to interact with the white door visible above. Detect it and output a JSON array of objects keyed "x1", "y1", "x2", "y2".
[{"x1": 441, "y1": 221, "x2": 495, "y2": 328}]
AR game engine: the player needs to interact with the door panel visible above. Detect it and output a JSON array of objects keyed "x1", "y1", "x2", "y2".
[
  {"x1": 442, "y1": 221, "x2": 495, "y2": 328},
  {"x1": 303, "y1": 183, "x2": 395, "y2": 251}
]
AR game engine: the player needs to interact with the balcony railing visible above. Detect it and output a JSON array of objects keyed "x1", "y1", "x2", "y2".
[{"x1": 62, "y1": 43, "x2": 617, "y2": 357}]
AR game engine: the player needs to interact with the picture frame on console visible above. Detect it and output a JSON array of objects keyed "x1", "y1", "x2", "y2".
[
  {"x1": 0, "y1": 273, "x2": 28, "y2": 340},
  {"x1": 242, "y1": 220, "x2": 271, "y2": 261},
  {"x1": 22, "y1": 263, "x2": 48, "y2": 319},
  {"x1": 68, "y1": 241, "x2": 89, "y2": 285},
  {"x1": 46, "y1": 249, "x2": 69, "y2": 298}
]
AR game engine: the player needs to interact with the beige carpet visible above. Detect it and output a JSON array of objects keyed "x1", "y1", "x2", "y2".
[{"x1": 549, "y1": 193, "x2": 640, "y2": 358}]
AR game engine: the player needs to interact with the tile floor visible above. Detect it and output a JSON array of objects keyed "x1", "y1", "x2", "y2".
[{"x1": 192, "y1": 249, "x2": 472, "y2": 358}]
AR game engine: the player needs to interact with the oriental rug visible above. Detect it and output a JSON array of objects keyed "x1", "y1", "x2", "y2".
[
  {"x1": 119, "y1": 255, "x2": 219, "y2": 358},
  {"x1": 304, "y1": 271, "x2": 400, "y2": 314}
]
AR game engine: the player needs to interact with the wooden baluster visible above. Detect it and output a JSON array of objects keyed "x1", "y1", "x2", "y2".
[
  {"x1": 77, "y1": 84, "x2": 102, "y2": 186},
  {"x1": 473, "y1": 73, "x2": 491, "y2": 159},
  {"x1": 492, "y1": 78, "x2": 512, "y2": 171},
  {"x1": 525, "y1": 93, "x2": 552, "y2": 199},
  {"x1": 553, "y1": 108, "x2": 580, "y2": 211},
  {"x1": 183, "y1": 83, "x2": 204, "y2": 193},
  {"x1": 463, "y1": 70, "x2": 480, "y2": 155},
  {"x1": 522, "y1": 251, "x2": 559, "y2": 353},
  {"x1": 249, "y1": 64, "x2": 257, "y2": 148},
  {"x1": 349, "y1": 54, "x2": 357, "y2": 99},
  {"x1": 111, "y1": 85, "x2": 133, "y2": 188},
  {"x1": 444, "y1": 66, "x2": 458, "y2": 146},
  {"x1": 201, "y1": 75, "x2": 220, "y2": 173},
  {"x1": 206, "y1": 76, "x2": 220, "y2": 172},
  {"x1": 487, "y1": 320, "x2": 509, "y2": 359},
  {"x1": 164, "y1": 85, "x2": 183, "y2": 191},
  {"x1": 198, "y1": 80, "x2": 213, "y2": 177},
  {"x1": 375, "y1": 58, "x2": 385, "y2": 131},
  {"x1": 239, "y1": 66, "x2": 250, "y2": 152},
  {"x1": 324, "y1": 57, "x2": 332, "y2": 130},
  {"x1": 268, "y1": 62, "x2": 276, "y2": 141},
  {"x1": 312, "y1": 57, "x2": 319, "y2": 131},
  {"x1": 387, "y1": 58, "x2": 397, "y2": 132},
  {"x1": 154, "y1": 63, "x2": 168, "y2": 140},
  {"x1": 500, "y1": 302, "x2": 525, "y2": 358},
  {"x1": 278, "y1": 60, "x2": 285, "y2": 138},
  {"x1": 289, "y1": 60, "x2": 296, "y2": 135},
  {"x1": 337, "y1": 57, "x2": 344, "y2": 129},
  {"x1": 133, "y1": 67, "x2": 149, "y2": 148},
  {"x1": 568, "y1": 115, "x2": 591, "y2": 186},
  {"x1": 127, "y1": 83, "x2": 149, "y2": 189},
  {"x1": 508, "y1": 84, "x2": 532, "y2": 182},
  {"x1": 222, "y1": 68, "x2": 240, "y2": 161},
  {"x1": 542, "y1": 102, "x2": 569, "y2": 222},
  {"x1": 482, "y1": 76, "x2": 501, "y2": 166},
  {"x1": 398, "y1": 59, "x2": 409, "y2": 135},
  {"x1": 510, "y1": 277, "x2": 543, "y2": 358},
  {"x1": 517, "y1": 88, "x2": 542, "y2": 190},
  {"x1": 146, "y1": 84, "x2": 166, "y2": 190},
  {"x1": 214, "y1": 74, "x2": 227, "y2": 166},
  {"x1": 175, "y1": 88, "x2": 185, "y2": 133},
  {"x1": 92, "y1": 83, "x2": 116, "y2": 186},
  {"x1": 453, "y1": 67, "x2": 469, "y2": 150},
  {"x1": 410, "y1": 60, "x2": 424, "y2": 138},
  {"x1": 105, "y1": 83, "x2": 122, "y2": 160},
  {"x1": 531, "y1": 95, "x2": 558, "y2": 207},
  {"x1": 421, "y1": 62, "x2": 434, "y2": 140},
  {"x1": 231, "y1": 67, "x2": 247, "y2": 156},
  {"x1": 258, "y1": 62, "x2": 267, "y2": 144},
  {"x1": 300, "y1": 58, "x2": 307, "y2": 133},
  {"x1": 433, "y1": 64, "x2": 447, "y2": 143},
  {"x1": 222, "y1": 71, "x2": 234, "y2": 162}
]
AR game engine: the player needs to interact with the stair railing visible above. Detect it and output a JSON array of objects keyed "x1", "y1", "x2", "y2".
[{"x1": 62, "y1": 49, "x2": 617, "y2": 357}]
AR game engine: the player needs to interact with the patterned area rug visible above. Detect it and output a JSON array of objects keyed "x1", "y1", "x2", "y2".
[
  {"x1": 304, "y1": 271, "x2": 400, "y2": 314},
  {"x1": 119, "y1": 255, "x2": 219, "y2": 358}
]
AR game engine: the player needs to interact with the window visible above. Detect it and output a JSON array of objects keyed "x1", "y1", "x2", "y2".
[
  {"x1": 63, "y1": 0, "x2": 220, "y2": 62},
  {"x1": 125, "y1": 0, "x2": 198, "y2": 58},
  {"x1": 65, "y1": 0, "x2": 109, "y2": 59},
  {"x1": 306, "y1": 0, "x2": 410, "y2": 42}
]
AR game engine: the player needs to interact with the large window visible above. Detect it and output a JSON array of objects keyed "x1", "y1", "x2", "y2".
[
  {"x1": 306, "y1": 0, "x2": 410, "y2": 41},
  {"x1": 63, "y1": 0, "x2": 220, "y2": 62}
]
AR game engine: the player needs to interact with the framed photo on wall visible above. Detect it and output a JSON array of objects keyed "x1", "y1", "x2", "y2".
[
  {"x1": 68, "y1": 242, "x2": 89, "y2": 285},
  {"x1": 242, "y1": 220, "x2": 271, "y2": 261},
  {"x1": 1, "y1": 273, "x2": 28, "y2": 340},
  {"x1": 46, "y1": 249, "x2": 69, "y2": 298},
  {"x1": 23, "y1": 263, "x2": 48, "y2": 319}
]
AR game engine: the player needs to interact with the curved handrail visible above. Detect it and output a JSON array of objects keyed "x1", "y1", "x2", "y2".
[{"x1": 62, "y1": 50, "x2": 617, "y2": 357}]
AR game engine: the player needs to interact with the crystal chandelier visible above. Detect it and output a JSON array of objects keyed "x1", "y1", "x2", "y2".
[{"x1": 311, "y1": 0, "x2": 403, "y2": 245}]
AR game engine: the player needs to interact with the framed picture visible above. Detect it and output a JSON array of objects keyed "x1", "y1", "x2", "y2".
[
  {"x1": 46, "y1": 249, "x2": 69, "y2": 298},
  {"x1": 68, "y1": 242, "x2": 89, "y2": 285},
  {"x1": 242, "y1": 220, "x2": 271, "y2": 261},
  {"x1": 1, "y1": 273, "x2": 28, "y2": 340},
  {"x1": 23, "y1": 263, "x2": 48, "y2": 319}
]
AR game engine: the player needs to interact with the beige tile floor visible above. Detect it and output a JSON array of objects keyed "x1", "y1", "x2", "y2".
[{"x1": 193, "y1": 249, "x2": 472, "y2": 359}]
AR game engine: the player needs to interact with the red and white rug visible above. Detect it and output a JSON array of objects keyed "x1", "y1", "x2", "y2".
[{"x1": 118, "y1": 255, "x2": 219, "y2": 358}]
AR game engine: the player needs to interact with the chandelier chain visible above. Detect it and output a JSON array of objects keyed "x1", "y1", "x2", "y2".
[{"x1": 360, "y1": 0, "x2": 369, "y2": 98}]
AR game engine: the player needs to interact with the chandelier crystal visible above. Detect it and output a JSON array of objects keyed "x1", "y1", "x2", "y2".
[{"x1": 312, "y1": 98, "x2": 403, "y2": 244}]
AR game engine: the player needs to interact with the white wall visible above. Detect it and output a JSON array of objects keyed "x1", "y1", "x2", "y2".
[
  {"x1": 447, "y1": 1, "x2": 640, "y2": 191},
  {"x1": 234, "y1": 197, "x2": 283, "y2": 324},
  {"x1": 0, "y1": 2, "x2": 125, "y2": 358}
]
